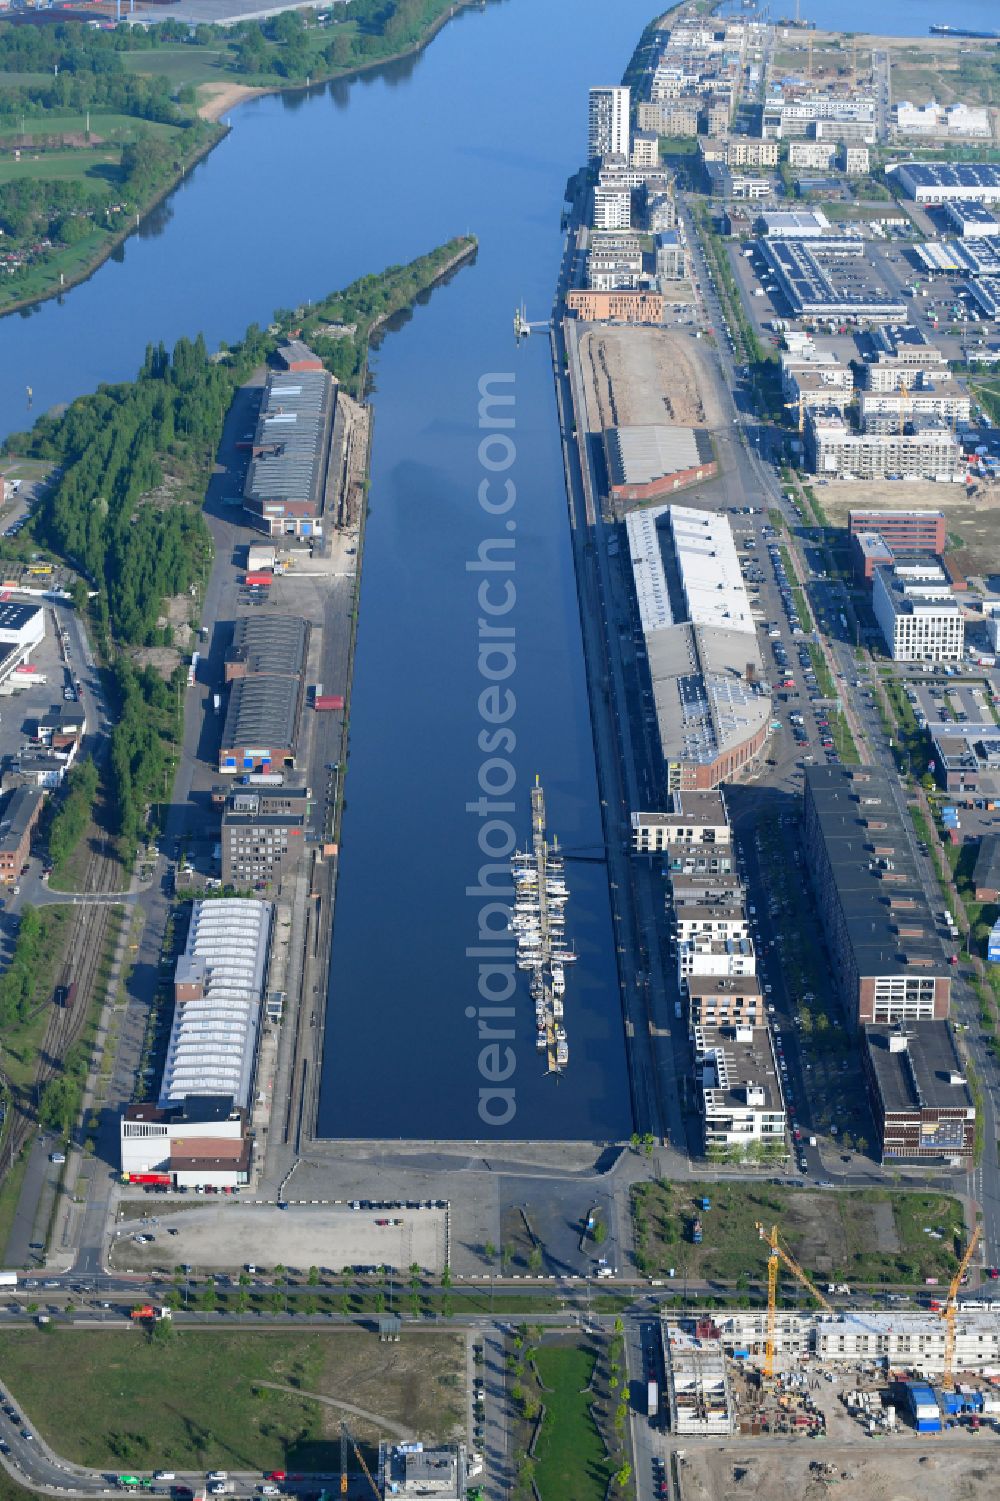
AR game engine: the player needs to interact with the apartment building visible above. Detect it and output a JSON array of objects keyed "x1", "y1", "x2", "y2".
[
  {"x1": 631, "y1": 130, "x2": 659, "y2": 167},
  {"x1": 787, "y1": 140, "x2": 837, "y2": 171},
  {"x1": 805, "y1": 409, "x2": 963, "y2": 482},
  {"x1": 631, "y1": 792, "x2": 732, "y2": 854},
  {"x1": 693, "y1": 1023, "x2": 785, "y2": 1150},
  {"x1": 593, "y1": 185, "x2": 632, "y2": 230},
  {"x1": 858, "y1": 381, "x2": 970, "y2": 431},
  {"x1": 589, "y1": 85, "x2": 630, "y2": 162},
  {"x1": 841, "y1": 144, "x2": 870, "y2": 175},
  {"x1": 802, "y1": 766, "x2": 951, "y2": 1027},
  {"x1": 725, "y1": 137, "x2": 778, "y2": 168},
  {"x1": 685, "y1": 975, "x2": 764, "y2": 1029}
]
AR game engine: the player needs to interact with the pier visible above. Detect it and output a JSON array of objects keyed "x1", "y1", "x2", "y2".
[{"x1": 511, "y1": 778, "x2": 574, "y2": 1073}]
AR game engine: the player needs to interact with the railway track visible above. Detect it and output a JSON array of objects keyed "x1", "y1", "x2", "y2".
[{"x1": 0, "y1": 835, "x2": 123, "y2": 1182}]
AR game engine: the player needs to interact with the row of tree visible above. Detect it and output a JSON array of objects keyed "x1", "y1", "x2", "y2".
[{"x1": 45, "y1": 759, "x2": 99, "y2": 874}]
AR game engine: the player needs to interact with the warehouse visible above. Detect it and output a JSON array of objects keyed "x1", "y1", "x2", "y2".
[
  {"x1": 863, "y1": 1022, "x2": 975, "y2": 1168},
  {"x1": 161, "y1": 898, "x2": 273, "y2": 1111},
  {"x1": 605, "y1": 424, "x2": 717, "y2": 503},
  {"x1": 243, "y1": 359, "x2": 336, "y2": 539},
  {"x1": 0, "y1": 784, "x2": 45, "y2": 885},
  {"x1": 973, "y1": 834, "x2": 1000, "y2": 902},
  {"x1": 890, "y1": 160, "x2": 1000, "y2": 205},
  {"x1": 758, "y1": 238, "x2": 906, "y2": 322},
  {"x1": 802, "y1": 765, "x2": 951, "y2": 1027},
  {"x1": 0, "y1": 602, "x2": 45, "y2": 688},
  {"x1": 224, "y1": 614, "x2": 308, "y2": 683},
  {"x1": 626, "y1": 505, "x2": 771, "y2": 791},
  {"x1": 219, "y1": 615, "x2": 308, "y2": 774}
]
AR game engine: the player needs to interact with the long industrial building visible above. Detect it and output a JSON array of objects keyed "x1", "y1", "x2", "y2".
[
  {"x1": 802, "y1": 765, "x2": 951, "y2": 1027},
  {"x1": 243, "y1": 352, "x2": 336, "y2": 539},
  {"x1": 759, "y1": 238, "x2": 906, "y2": 322},
  {"x1": 120, "y1": 898, "x2": 273, "y2": 1189},
  {"x1": 161, "y1": 899, "x2": 272, "y2": 1110},
  {"x1": 219, "y1": 615, "x2": 309, "y2": 774},
  {"x1": 625, "y1": 504, "x2": 771, "y2": 791},
  {"x1": 890, "y1": 160, "x2": 1000, "y2": 205}
]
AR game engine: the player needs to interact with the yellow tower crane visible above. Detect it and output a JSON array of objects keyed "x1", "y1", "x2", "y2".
[
  {"x1": 940, "y1": 1224, "x2": 981, "y2": 1392},
  {"x1": 898, "y1": 378, "x2": 911, "y2": 438},
  {"x1": 785, "y1": 393, "x2": 807, "y2": 434},
  {"x1": 755, "y1": 1222, "x2": 835, "y2": 1381}
]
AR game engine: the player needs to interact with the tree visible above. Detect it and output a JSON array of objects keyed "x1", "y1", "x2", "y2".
[
  {"x1": 592, "y1": 1220, "x2": 607, "y2": 1245},
  {"x1": 483, "y1": 1240, "x2": 496, "y2": 1262},
  {"x1": 307, "y1": 1265, "x2": 320, "y2": 1286},
  {"x1": 527, "y1": 1246, "x2": 543, "y2": 1274}
]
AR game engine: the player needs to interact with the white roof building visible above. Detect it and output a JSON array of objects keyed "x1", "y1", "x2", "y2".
[{"x1": 160, "y1": 899, "x2": 273, "y2": 1112}]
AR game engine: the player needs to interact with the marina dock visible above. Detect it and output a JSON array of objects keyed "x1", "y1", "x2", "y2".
[{"x1": 511, "y1": 778, "x2": 576, "y2": 1073}]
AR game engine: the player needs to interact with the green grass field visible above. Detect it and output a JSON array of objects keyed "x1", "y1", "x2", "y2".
[
  {"x1": 120, "y1": 46, "x2": 235, "y2": 87},
  {"x1": 0, "y1": 1328, "x2": 465, "y2": 1468},
  {"x1": 0, "y1": 149, "x2": 120, "y2": 185},
  {"x1": 632, "y1": 1181, "x2": 965, "y2": 1287},
  {"x1": 533, "y1": 1345, "x2": 611, "y2": 1501},
  {"x1": 0, "y1": 112, "x2": 182, "y2": 143}
]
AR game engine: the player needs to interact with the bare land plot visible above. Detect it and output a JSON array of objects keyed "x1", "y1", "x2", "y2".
[
  {"x1": 682, "y1": 1443, "x2": 996, "y2": 1501},
  {"x1": 579, "y1": 326, "x2": 725, "y2": 433},
  {"x1": 814, "y1": 480, "x2": 1000, "y2": 582}
]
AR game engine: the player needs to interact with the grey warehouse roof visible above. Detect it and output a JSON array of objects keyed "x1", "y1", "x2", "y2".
[
  {"x1": 228, "y1": 614, "x2": 308, "y2": 678},
  {"x1": 245, "y1": 369, "x2": 334, "y2": 508},
  {"x1": 221, "y1": 674, "x2": 301, "y2": 753},
  {"x1": 607, "y1": 425, "x2": 708, "y2": 486}
]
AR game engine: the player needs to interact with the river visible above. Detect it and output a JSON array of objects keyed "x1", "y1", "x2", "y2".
[{"x1": 0, "y1": 0, "x2": 652, "y2": 1140}]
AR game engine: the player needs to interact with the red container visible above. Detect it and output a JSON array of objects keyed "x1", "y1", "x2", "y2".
[
  {"x1": 314, "y1": 695, "x2": 345, "y2": 711},
  {"x1": 244, "y1": 572, "x2": 272, "y2": 587}
]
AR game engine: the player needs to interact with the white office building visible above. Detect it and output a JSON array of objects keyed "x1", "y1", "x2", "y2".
[
  {"x1": 873, "y1": 561, "x2": 964, "y2": 663},
  {"x1": 589, "y1": 85, "x2": 630, "y2": 163}
]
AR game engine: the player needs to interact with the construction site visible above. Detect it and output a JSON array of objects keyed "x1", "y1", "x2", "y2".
[{"x1": 659, "y1": 1223, "x2": 1000, "y2": 1453}]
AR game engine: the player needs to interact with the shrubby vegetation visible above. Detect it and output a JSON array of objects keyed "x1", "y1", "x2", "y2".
[
  {"x1": 45, "y1": 758, "x2": 99, "y2": 874},
  {"x1": 4, "y1": 237, "x2": 473, "y2": 853},
  {"x1": 0, "y1": 906, "x2": 46, "y2": 1029}
]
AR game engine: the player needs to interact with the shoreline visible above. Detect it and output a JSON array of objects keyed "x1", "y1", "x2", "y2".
[{"x1": 0, "y1": 0, "x2": 480, "y2": 324}]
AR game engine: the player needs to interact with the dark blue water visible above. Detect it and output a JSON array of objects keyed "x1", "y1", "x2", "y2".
[{"x1": 0, "y1": 0, "x2": 647, "y2": 1139}]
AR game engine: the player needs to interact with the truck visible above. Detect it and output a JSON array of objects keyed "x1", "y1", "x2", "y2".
[
  {"x1": 648, "y1": 1379, "x2": 659, "y2": 1418},
  {"x1": 130, "y1": 1305, "x2": 172, "y2": 1323},
  {"x1": 240, "y1": 772, "x2": 284, "y2": 787},
  {"x1": 213, "y1": 693, "x2": 222, "y2": 713},
  {"x1": 691, "y1": 1217, "x2": 703, "y2": 1244},
  {"x1": 0, "y1": 1271, "x2": 18, "y2": 1288}
]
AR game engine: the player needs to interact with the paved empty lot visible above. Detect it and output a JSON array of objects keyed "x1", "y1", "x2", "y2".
[{"x1": 109, "y1": 1201, "x2": 447, "y2": 1273}]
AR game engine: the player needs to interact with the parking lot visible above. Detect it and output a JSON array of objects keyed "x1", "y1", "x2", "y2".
[{"x1": 108, "y1": 1200, "x2": 448, "y2": 1274}]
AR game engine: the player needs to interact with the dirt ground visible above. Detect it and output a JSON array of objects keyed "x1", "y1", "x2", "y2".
[
  {"x1": 579, "y1": 327, "x2": 725, "y2": 433},
  {"x1": 680, "y1": 1443, "x2": 996, "y2": 1501},
  {"x1": 814, "y1": 480, "x2": 1000, "y2": 583}
]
